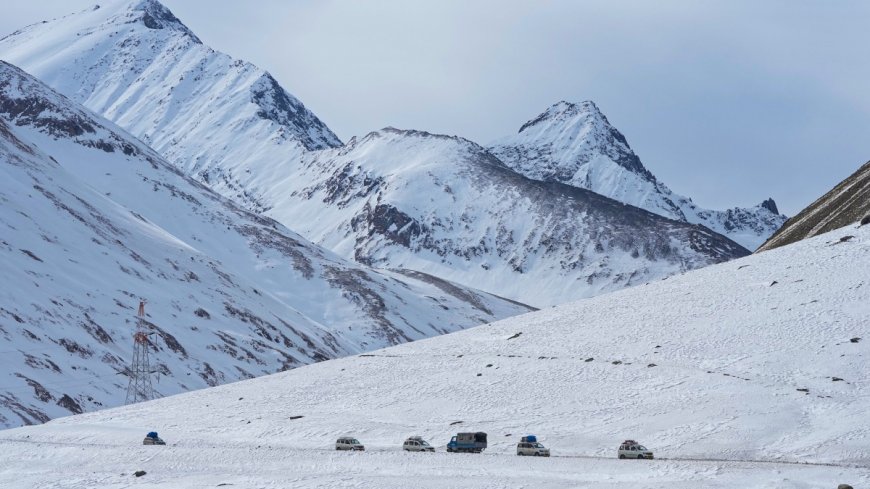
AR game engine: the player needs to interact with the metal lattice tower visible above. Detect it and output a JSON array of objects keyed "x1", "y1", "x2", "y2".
[{"x1": 125, "y1": 300, "x2": 156, "y2": 404}]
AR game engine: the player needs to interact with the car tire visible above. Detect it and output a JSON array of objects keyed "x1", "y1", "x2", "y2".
[
  {"x1": 638, "y1": 455, "x2": 644, "y2": 459},
  {"x1": 619, "y1": 454, "x2": 625, "y2": 459}
]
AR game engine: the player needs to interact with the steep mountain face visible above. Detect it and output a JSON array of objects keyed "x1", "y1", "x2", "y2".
[
  {"x1": 0, "y1": 0, "x2": 341, "y2": 213},
  {"x1": 489, "y1": 101, "x2": 787, "y2": 250},
  {"x1": 757, "y1": 160, "x2": 870, "y2": 252},
  {"x1": 0, "y1": 224, "x2": 866, "y2": 487},
  {"x1": 0, "y1": 61, "x2": 530, "y2": 428},
  {"x1": 258, "y1": 127, "x2": 749, "y2": 306}
]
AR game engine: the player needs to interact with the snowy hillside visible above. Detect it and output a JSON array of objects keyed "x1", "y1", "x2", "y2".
[
  {"x1": 0, "y1": 225, "x2": 866, "y2": 487},
  {"x1": 0, "y1": 61, "x2": 530, "y2": 427},
  {"x1": 758, "y1": 160, "x2": 870, "y2": 252},
  {"x1": 0, "y1": 0, "x2": 340, "y2": 213},
  {"x1": 489, "y1": 101, "x2": 787, "y2": 250},
  {"x1": 260, "y1": 127, "x2": 749, "y2": 306}
]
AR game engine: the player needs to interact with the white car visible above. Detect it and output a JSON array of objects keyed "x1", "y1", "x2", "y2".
[
  {"x1": 335, "y1": 437, "x2": 365, "y2": 451},
  {"x1": 517, "y1": 441, "x2": 550, "y2": 457},
  {"x1": 403, "y1": 436, "x2": 435, "y2": 452},
  {"x1": 618, "y1": 440, "x2": 653, "y2": 459}
]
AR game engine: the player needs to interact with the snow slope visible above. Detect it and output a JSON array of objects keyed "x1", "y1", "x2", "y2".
[
  {"x1": 0, "y1": 223, "x2": 866, "y2": 487},
  {"x1": 0, "y1": 0, "x2": 341, "y2": 213},
  {"x1": 0, "y1": 61, "x2": 530, "y2": 428},
  {"x1": 261, "y1": 127, "x2": 749, "y2": 307},
  {"x1": 758, "y1": 160, "x2": 870, "y2": 252},
  {"x1": 489, "y1": 101, "x2": 787, "y2": 250}
]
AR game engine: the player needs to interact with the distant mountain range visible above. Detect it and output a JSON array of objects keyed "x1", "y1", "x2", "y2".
[{"x1": 0, "y1": 0, "x2": 765, "y2": 308}]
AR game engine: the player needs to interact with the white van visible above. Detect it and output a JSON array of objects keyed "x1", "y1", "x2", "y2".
[
  {"x1": 335, "y1": 437, "x2": 365, "y2": 451},
  {"x1": 403, "y1": 436, "x2": 435, "y2": 452},
  {"x1": 516, "y1": 441, "x2": 550, "y2": 457},
  {"x1": 618, "y1": 440, "x2": 653, "y2": 459}
]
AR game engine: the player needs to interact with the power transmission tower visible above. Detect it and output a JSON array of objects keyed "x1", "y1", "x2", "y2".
[{"x1": 125, "y1": 300, "x2": 156, "y2": 404}]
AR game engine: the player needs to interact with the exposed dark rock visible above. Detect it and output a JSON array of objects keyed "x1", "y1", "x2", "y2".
[
  {"x1": 507, "y1": 332, "x2": 522, "y2": 340},
  {"x1": 56, "y1": 394, "x2": 83, "y2": 414},
  {"x1": 19, "y1": 249, "x2": 43, "y2": 262},
  {"x1": 760, "y1": 198, "x2": 779, "y2": 214},
  {"x1": 134, "y1": 470, "x2": 146, "y2": 478}
]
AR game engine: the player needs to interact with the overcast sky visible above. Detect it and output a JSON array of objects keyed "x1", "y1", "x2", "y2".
[{"x1": 3, "y1": 1, "x2": 869, "y2": 215}]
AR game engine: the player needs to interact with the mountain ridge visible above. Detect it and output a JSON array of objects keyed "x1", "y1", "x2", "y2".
[
  {"x1": 489, "y1": 100, "x2": 787, "y2": 250},
  {"x1": 0, "y1": 0, "x2": 752, "y2": 307}
]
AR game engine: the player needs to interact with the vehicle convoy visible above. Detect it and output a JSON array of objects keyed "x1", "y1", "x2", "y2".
[
  {"x1": 335, "y1": 437, "x2": 365, "y2": 451},
  {"x1": 403, "y1": 436, "x2": 435, "y2": 452},
  {"x1": 142, "y1": 431, "x2": 165, "y2": 445},
  {"x1": 516, "y1": 435, "x2": 550, "y2": 457},
  {"x1": 446, "y1": 432, "x2": 487, "y2": 453},
  {"x1": 618, "y1": 440, "x2": 653, "y2": 459}
]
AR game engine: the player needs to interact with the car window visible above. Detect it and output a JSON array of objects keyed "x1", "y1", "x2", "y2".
[
  {"x1": 631, "y1": 446, "x2": 637, "y2": 451},
  {"x1": 638, "y1": 446, "x2": 647, "y2": 451}
]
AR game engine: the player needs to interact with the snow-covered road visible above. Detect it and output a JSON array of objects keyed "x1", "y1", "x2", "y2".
[{"x1": 1, "y1": 435, "x2": 866, "y2": 488}]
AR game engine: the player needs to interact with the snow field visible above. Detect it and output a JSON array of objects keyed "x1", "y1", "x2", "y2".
[{"x1": 0, "y1": 223, "x2": 866, "y2": 486}]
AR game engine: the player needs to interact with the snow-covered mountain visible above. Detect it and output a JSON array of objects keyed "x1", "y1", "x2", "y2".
[
  {"x1": 0, "y1": 0, "x2": 341, "y2": 214},
  {"x1": 489, "y1": 101, "x2": 787, "y2": 250},
  {"x1": 0, "y1": 61, "x2": 530, "y2": 428},
  {"x1": 758, "y1": 160, "x2": 870, "y2": 252},
  {"x1": 0, "y1": 0, "x2": 750, "y2": 308},
  {"x1": 0, "y1": 224, "x2": 866, "y2": 487},
  {"x1": 260, "y1": 127, "x2": 749, "y2": 306}
]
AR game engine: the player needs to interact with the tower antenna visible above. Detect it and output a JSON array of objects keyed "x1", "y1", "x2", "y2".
[{"x1": 125, "y1": 299, "x2": 157, "y2": 404}]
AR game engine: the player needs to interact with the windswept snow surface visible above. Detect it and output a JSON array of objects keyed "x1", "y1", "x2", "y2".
[
  {"x1": 0, "y1": 61, "x2": 530, "y2": 428},
  {"x1": 489, "y1": 101, "x2": 787, "y2": 250},
  {"x1": 0, "y1": 225, "x2": 867, "y2": 487}
]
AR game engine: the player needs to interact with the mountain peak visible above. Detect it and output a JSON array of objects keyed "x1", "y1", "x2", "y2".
[
  {"x1": 125, "y1": 0, "x2": 200, "y2": 42},
  {"x1": 78, "y1": 0, "x2": 201, "y2": 43},
  {"x1": 759, "y1": 198, "x2": 779, "y2": 215},
  {"x1": 518, "y1": 100, "x2": 604, "y2": 134},
  {"x1": 496, "y1": 100, "x2": 656, "y2": 184}
]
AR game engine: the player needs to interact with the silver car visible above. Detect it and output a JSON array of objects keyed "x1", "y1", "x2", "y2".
[
  {"x1": 403, "y1": 436, "x2": 435, "y2": 452},
  {"x1": 335, "y1": 437, "x2": 365, "y2": 451},
  {"x1": 618, "y1": 442, "x2": 653, "y2": 459}
]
